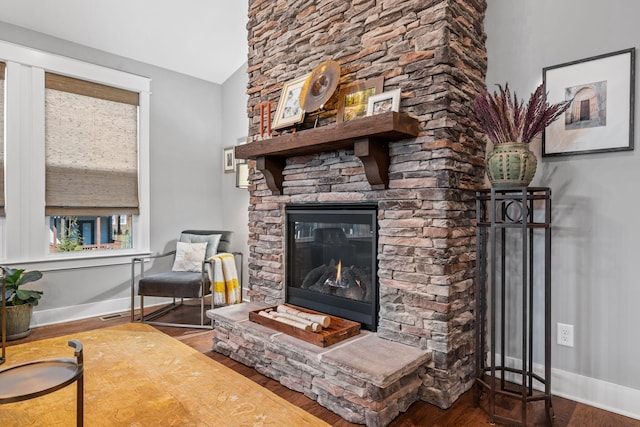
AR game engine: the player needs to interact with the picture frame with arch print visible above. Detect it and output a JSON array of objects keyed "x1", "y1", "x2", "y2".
[{"x1": 542, "y1": 48, "x2": 635, "y2": 157}]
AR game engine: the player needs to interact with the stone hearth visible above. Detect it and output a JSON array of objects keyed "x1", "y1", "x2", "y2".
[
  {"x1": 208, "y1": 303, "x2": 430, "y2": 426},
  {"x1": 210, "y1": 1, "x2": 488, "y2": 426}
]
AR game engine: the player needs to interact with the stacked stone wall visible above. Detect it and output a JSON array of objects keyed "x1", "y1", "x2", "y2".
[{"x1": 245, "y1": 0, "x2": 487, "y2": 408}]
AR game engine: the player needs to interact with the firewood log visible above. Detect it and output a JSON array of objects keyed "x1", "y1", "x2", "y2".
[
  {"x1": 276, "y1": 305, "x2": 331, "y2": 328},
  {"x1": 270, "y1": 311, "x2": 323, "y2": 332},
  {"x1": 258, "y1": 310, "x2": 312, "y2": 331}
]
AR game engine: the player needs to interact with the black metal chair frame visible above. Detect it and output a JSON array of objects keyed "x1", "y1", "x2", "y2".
[{"x1": 130, "y1": 230, "x2": 243, "y2": 329}]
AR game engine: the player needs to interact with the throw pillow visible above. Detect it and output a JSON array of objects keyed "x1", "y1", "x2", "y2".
[
  {"x1": 180, "y1": 233, "x2": 222, "y2": 259},
  {"x1": 172, "y1": 241, "x2": 208, "y2": 272}
]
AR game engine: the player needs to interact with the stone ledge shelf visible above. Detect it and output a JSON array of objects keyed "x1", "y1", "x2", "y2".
[
  {"x1": 208, "y1": 302, "x2": 430, "y2": 427},
  {"x1": 235, "y1": 112, "x2": 419, "y2": 194}
]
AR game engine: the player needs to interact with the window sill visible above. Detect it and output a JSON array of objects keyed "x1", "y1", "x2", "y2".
[{"x1": 2, "y1": 250, "x2": 153, "y2": 272}]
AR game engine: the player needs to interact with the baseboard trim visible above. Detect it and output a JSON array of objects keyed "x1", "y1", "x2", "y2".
[
  {"x1": 31, "y1": 296, "x2": 253, "y2": 328},
  {"x1": 496, "y1": 354, "x2": 640, "y2": 420},
  {"x1": 31, "y1": 297, "x2": 166, "y2": 327},
  {"x1": 551, "y1": 365, "x2": 640, "y2": 421}
]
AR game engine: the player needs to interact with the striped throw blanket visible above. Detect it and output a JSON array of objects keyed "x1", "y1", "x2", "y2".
[{"x1": 207, "y1": 253, "x2": 241, "y2": 305}]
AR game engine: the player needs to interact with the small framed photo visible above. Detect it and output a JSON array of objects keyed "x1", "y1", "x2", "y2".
[
  {"x1": 223, "y1": 146, "x2": 235, "y2": 173},
  {"x1": 236, "y1": 161, "x2": 249, "y2": 189},
  {"x1": 272, "y1": 73, "x2": 310, "y2": 130},
  {"x1": 367, "y1": 88, "x2": 401, "y2": 116},
  {"x1": 336, "y1": 76, "x2": 384, "y2": 123},
  {"x1": 543, "y1": 48, "x2": 635, "y2": 157}
]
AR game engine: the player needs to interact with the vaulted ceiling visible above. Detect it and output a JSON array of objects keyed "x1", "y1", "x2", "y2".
[{"x1": 0, "y1": 0, "x2": 248, "y2": 84}]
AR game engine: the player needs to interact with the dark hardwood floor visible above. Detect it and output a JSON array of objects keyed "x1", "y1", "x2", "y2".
[{"x1": 5, "y1": 305, "x2": 639, "y2": 427}]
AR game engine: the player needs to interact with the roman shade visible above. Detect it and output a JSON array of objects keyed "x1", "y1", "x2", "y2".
[
  {"x1": 44, "y1": 72, "x2": 140, "y2": 215},
  {"x1": 0, "y1": 62, "x2": 5, "y2": 216}
]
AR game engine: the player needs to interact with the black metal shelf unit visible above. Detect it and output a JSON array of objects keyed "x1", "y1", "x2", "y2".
[{"x1": 475, "y1": 187, "x2": 553, "y2": 426}]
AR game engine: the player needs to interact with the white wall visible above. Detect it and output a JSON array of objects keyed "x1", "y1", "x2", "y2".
[
  {"x1": 0, "y1": 22, "x2": 250, "y2": 324},
  {"x1": 486, "y1": 0, "x2": 640, "y2": 419},
  {"x1": 221, "y1": 63, "x2": 250, "y2": 295}
]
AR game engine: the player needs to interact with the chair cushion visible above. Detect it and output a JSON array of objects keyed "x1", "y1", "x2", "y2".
[
  {"x1": 179, "y1": 233, "x2": 222, "y2": 259},
  {"x1": 138, "y1": 271, "x2": 209, "y2": 298},
  {"x1": 172, "y1": 241, "x2": 208, "y2": 272}
]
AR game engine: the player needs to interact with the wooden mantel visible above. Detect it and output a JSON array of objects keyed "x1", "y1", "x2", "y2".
[{"x1": 235, "y1": 111, "x2": 419, "y2": 194}]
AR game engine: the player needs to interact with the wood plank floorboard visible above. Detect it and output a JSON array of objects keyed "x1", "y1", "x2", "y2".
[{"x1": 4, "y1": 305, "x2": 639, "y2": 426}]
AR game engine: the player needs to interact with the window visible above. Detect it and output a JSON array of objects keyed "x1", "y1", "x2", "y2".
[
  {"x1": 49, "y1": 215, "x2": 133, "y2": 252},
  {"x1": 44, "y1": 73, "x2": 140, "y2": 253},
  {"x1": 0, "y1": 41, "x2": 150, "y2": 267}
]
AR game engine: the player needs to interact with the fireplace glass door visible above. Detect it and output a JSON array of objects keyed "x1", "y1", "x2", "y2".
[{"x1": 286, "y1": 204, "x2": 378, "y2": 331}]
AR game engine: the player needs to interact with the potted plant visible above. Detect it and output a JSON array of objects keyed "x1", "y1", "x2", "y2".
[
  {"x1": 473, "y1": 83, "x2": 571, "y2": 188},
  {"x1": 1, "y1": 267, "x2": 43, "y2": 340}
]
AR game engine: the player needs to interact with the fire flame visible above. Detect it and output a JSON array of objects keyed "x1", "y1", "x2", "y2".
[{"x1": 336, "y1": 260, "x2": 342, "y2": 284}]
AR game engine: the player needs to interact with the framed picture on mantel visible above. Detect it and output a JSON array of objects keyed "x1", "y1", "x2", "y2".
[
  {"x1": 367, "y1": 88, "x2": 401, "y2": 116},
  {"x1": 272, "y1": 73, "x2": 309, "y2": 130},
  {"x1": 336, "y1": 77, "x2": 384, "y2": 123},
  {"x1": 542, "y1": 48, "x2": 635, "y2": 157}
]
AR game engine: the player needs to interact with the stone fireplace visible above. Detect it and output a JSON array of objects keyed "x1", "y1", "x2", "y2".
[{"x1": 211, "y1": 0, "x2": 488, "y2": 425}]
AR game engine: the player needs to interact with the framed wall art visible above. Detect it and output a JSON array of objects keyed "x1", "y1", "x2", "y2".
[
  {"x1": 235, "y1": 136, "x2": 249, "y2": 188},
  {"x1": 272, "y1": 73, "x2": 310, "y2": 130},
  {"x1": 336, "y1": 76, "x2": 384, "y2": 123},
  {"x1": 366, "y1": 88, "x2": 401, "y2": 116},
  {"x1": 542, "y1": 48, "x2": 635, "y2": 157},
  {"x1": 223, "y1": 146, "x2": 235, "y2": 173},
  {"x1": 236, "y1": 161, "x2": 249, "y2": 188}
]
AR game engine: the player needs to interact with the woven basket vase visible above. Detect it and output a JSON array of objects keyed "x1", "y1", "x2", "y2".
[
  {"x1": 486, "y1": 142, "x2": 537, "y2": 188},
  {"x1": 2, "y1": 304, "x2": 33, "y2": 340}
]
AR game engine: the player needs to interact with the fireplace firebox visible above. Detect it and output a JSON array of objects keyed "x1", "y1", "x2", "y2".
[{"x1": 285, "y1": 203, "x2": 378, "y2": 331}]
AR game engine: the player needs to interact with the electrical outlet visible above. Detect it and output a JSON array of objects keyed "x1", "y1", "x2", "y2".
[{"x1": 557, "y1": 323, "x2": 574, "y2": 347}]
